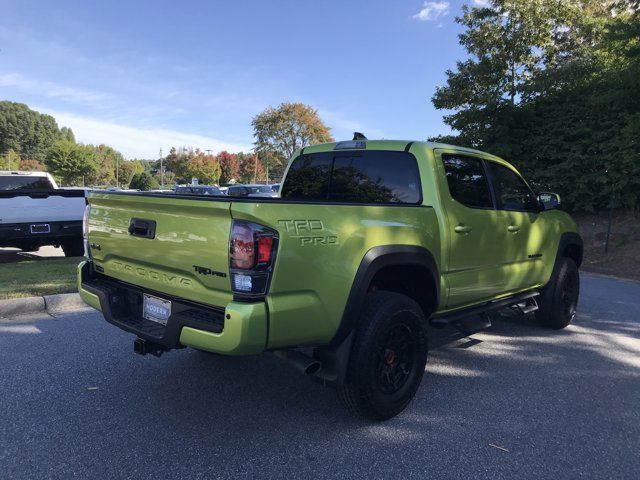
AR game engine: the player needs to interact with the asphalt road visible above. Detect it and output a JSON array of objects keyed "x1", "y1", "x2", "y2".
[{"x1": 1, "y1": 274, "x2": 638, "y2": 479}]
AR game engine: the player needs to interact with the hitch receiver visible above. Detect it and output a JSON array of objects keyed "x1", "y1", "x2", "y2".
[{"x1": 133, "y1": 337, "x2": 168, "y2": 357}]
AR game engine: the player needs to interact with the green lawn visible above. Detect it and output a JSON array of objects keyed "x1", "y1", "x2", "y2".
[{"x1": 0, "y1": 257, "x2": 80, "y2": 299}]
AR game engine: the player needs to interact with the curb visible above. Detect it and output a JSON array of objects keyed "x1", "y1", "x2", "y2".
[{"x1": 0, "y1": 293, "x2": 89, "y2": 318}]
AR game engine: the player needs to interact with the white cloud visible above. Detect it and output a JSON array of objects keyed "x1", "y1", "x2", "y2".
[
  {"x1": 37, "y1": 108, "x2": 252, "y2": 159},
  {"x1": 412, "y1": 1, "x2": 450, "y2": 22},
  {"x1": 0, "y1": 73, "x2": 110, "y2": 106},
  {"x1": 473, "y1": 0, "x2": 491, "y2": 7}
]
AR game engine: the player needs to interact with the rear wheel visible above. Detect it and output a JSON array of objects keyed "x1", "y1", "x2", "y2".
[
  {"x1": 337, "y1": 291, "x2": 428, "y2": 421},
  {"x1": 535, "y1": 257, "x2": 580, "y2": 329},
  {"x1": 62, "y1": 239, "x2": 84, "y2": 257}
]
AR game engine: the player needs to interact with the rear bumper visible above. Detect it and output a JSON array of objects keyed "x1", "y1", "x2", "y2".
[
  {"x1": 0, "y1": 221, "x2": 82, "y2": 247},
  {"x1": 77, "y1": 261, "x2": 267, "y2": 355}
]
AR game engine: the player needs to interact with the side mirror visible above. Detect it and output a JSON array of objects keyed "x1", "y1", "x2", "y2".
[{"x1": 538, "y1": 192, "x2": 561, "y2": 211}]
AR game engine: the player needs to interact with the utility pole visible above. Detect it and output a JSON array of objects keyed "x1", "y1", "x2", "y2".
[
  {"x1": 159, "y1": 148, "x2": 164, "y2": 188},
  {"x1": 116, "y1": 157, "x2": 119, "y2": 188}
]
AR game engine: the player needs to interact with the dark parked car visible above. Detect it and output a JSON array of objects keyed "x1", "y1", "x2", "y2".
[
  {"x1": 227, "y1": 184, "x2": 278, "y2": 198},
  {"x1": 174, "y1": 186, "x2": 222, "y2": 196}
]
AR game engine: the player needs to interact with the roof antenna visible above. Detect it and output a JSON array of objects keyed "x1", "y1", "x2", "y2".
[{"x1": 352, "y1": 132, "x2": 367, "y2": 141}]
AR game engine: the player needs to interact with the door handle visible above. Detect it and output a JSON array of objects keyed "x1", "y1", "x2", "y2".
[
  {"x1": 507, "y1": 225, "x2": 521, "y2": 233},
  {"x1": 454, "y1": 225, "x2": 472, "y2": 234}
]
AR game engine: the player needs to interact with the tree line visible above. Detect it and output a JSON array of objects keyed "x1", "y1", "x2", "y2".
[
  {"x1": 0, "y1": 100, "x2": 333, "y2": 189},
  {"x1": 431, "y1": 0, "x2": 639, "y2": 212}
]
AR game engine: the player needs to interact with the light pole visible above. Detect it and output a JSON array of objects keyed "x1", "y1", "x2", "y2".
[{"x1": 159, "y1": 148, "x2": 164, "y2": 188}]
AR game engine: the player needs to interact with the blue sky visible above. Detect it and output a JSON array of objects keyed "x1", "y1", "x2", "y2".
[{"x1": 0, "y1": 0, "x2": 482, "y2": 159}]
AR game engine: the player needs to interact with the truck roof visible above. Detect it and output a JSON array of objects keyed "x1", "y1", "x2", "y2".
[
  {"x1": 0, "y1": 170, "x2": 50, "y2": 177},
  {"x1": 303, "y1": 138, "x2": 500, "y2": 157}
]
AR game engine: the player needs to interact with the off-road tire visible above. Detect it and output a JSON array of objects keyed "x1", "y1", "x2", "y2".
[
  {"x1": 337, "y1": 291, "x2": 428, "y2": 421},
  {"x1": 535, "y1": 257, "x2": 580, "y2": 329},
  {"x1": 62, "y1": 239, "x2": 84, "y2": 257}
]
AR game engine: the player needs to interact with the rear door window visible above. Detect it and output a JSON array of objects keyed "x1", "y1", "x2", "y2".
[
  {"x1": 281, "y1": 151, "x2": 421, "y2": 204},
  {"x1": 442, "y1": 155, "x2": 493, "y2": 209}
]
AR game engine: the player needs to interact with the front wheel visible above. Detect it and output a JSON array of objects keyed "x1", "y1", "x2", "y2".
[
  {"x1": 535, "y1": 257, "x2": 580, "y2": 329},
  {"x1": 337, "y1": 291, "x2": 428, "y2": 421}
]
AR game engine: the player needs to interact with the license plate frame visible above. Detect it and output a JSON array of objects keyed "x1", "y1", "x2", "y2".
[
  {"x1": 142, "y1": 294, "x2": 172, "y2": 325},
  {"x1": 30, "y1": 223, "x2": 50, "y2": 234}
]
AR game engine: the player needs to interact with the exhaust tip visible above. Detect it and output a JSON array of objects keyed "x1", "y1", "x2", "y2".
[{"x1": 305, "y1": 361, "x2": 322, "y2": 376}]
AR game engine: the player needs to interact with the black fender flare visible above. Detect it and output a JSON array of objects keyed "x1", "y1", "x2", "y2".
[
  {"x1": 544, "y1": 232, "x2": 583, "y2": 289},
  {"x1": 329, "y1": 245, "x2": 439, "y2": 347}
]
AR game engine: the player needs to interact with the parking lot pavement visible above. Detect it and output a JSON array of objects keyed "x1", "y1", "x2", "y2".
[
  {"x1": 1, "y1": 274, "x2": 638, "y2": 480},
  {"x1": 0, "y1": 246, "x2": 65, "y2": 263}
]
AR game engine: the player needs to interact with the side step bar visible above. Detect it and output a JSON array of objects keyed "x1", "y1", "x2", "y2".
[{"x1": 430, "y1": 291, "x2": 540, "y2": 329}]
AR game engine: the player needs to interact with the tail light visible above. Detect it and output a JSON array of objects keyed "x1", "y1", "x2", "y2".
[
  {"x1": 229, "y1": 220, "x2": 278, "y2": 299},
  {"x1": 82, "y1": 204, "x2": 92, "y2": 259}
]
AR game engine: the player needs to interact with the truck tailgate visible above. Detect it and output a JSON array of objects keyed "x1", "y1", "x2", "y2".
[
  {"x1": 0, "y1": 190, "x2": 86, "y2": 224},
  {"x1": 87, "y1": 192, "x2": 234, "y2": 307}
]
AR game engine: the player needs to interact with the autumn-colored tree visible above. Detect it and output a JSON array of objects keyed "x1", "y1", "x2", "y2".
[
  {"x1": 237, "y1": 152, "x2": 264, "y2": 184},
  {"x1": 217, "y1": 151, "x2": 240, "y2": 184},
  {"x1": 18, "y1": 159, "x2": 46, "y2": 171},
  {"x1": 252, "y1": 102, "x2": 333, "y2": 180},
  {"x1": 186, "y1": 151, "x2": 221, "y2": 185}
]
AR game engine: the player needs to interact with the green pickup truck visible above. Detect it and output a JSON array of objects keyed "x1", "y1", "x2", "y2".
[{"x1": 78, "y1": 137, "x2": 582, "y2": 420}]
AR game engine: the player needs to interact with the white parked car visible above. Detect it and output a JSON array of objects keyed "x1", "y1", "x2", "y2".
[{"x1": 0, "y1": 171, "x2": 87, "y2": 256}]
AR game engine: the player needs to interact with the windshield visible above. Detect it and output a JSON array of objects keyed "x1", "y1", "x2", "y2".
[{"x1": 0, "y1": 176, "x2": 54, "y2": 191}]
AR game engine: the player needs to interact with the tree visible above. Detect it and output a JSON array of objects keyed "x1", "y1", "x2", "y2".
[
  {"x1": 252, "y1": 102, "x2": 333, "y2": 180},
  {"x1": 237, "y1": 152, "x2": 264, "y2": 183},
  {"x1": 90, "y1": 144, "x2": 125, "y2": 186},
  {"x1": 165, "y1": 147, "x2": 193, "y2": 182},
  {"x1": 0, "y1": 101, "x2": 73, "y2": 161},
  {"x1": 118, "y1": 160, "x2": 145, "y2": 187},
  {"x1": 60, "y1": 126, "x2": 75, "y2": 143},
  {"x1": 185, "y1": 151, "x2": 221, "y2": 185},
  {"x1": 430, "y1": 0, "x2": 640, "y2": 211},
  {"x1": 0, "y1": 149, "x2": 20, "y2": 170},
  {"x1": 18, "y1": 159, "x2": 46, "y2": 171},
  {"x1": 45, "y1": 140, "x2": 97, "y2": 185},
  {"x1": 217, "y1": 151, "x2": 240, "y2": 184},
  {"x1": 129, "y1": 172, "x2": 159, "y2": 191}
]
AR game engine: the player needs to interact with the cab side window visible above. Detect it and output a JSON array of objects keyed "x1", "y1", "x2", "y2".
[
  {"x1": 486, "y1": 161, "x2": 538, "y2": 212},
  {"x1": 442, "y1": 155, "x2": 493, "y2": 209}
]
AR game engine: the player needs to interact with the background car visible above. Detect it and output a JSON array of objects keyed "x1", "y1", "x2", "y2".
[
  {"x1": 174, "y1": 185, "x2": 222, "y2": 196},
  {"x1": 227, "y1": 184, "x2": 278, "y2": 198},
  {"x1": 0, "y1": 170, "x2": 86, "y2": 256}
]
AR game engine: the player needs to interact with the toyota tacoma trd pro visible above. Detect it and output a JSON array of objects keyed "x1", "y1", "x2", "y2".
[{"x1": 78, "y1": 137, "x2": 582, "y2": 420}]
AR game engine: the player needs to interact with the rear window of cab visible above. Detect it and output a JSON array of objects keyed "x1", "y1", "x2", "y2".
[{"x1": 281, "y1": 151, "x2": 421, "y2": 204}]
